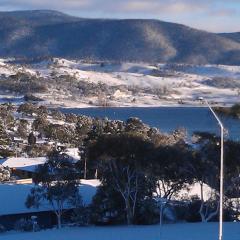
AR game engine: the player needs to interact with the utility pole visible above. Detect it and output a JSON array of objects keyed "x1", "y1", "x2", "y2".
[{"x1": 204, "y1": 99, "x2": 224, "y2": 240}]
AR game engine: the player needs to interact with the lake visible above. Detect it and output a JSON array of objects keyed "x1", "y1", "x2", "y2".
[{"x1": 60, "y1": 107, "x2": 240, "y2": 140}]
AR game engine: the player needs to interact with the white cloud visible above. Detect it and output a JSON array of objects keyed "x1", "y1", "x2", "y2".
[
  {"x1": 0, "y1": 0, "x2": 236, "y2": 13},
  {"x1": 116, "y1": 0, "x2": 207, "y2": 14}
]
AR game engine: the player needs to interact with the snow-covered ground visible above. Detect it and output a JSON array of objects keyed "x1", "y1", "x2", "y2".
[
  {"x1": 1, "y1": 58, "x2": 240, "y2": 108},
  {"x1": 1, "y1": 222, "x2": 239, "y2": 240}
]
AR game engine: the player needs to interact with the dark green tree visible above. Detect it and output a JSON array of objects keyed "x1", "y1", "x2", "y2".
[
  {"x1": 28, "y1": 132, "x2": 37, "y2": 146},
  {"x1": 88, "y1": 133, "x2": 153, "y2": 225},
  {"x1": 0, "y1": 120, "x2": 11, "y2": 147},
  {"x1": 16, "y1": 119, "x2": 28, "y2": 139},
  {"x1": 191, "y1": 132, "x2": 222, "y2": 222}
]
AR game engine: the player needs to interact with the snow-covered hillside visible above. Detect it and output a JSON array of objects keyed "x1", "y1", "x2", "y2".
[{"x1": 0, "y1": 58, "x2": 240, "y2": 108}]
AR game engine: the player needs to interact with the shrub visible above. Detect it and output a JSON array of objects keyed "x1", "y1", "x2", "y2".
[
  {"x1": 14, "y1": 218, "x2": 39, "y2": 232},
  {"x1": 71, "y1": 206, "x2": 91, "y2": 226},
  {"x1": 134, "y1": 198, "x2": 159, "y2": 225},
  {"x1": 185, "y1": 200, "x2": 202, "y2": 222},
  {"x1": 91, "y1": 186, "x2": 125, "y2": 225},
  {"x1": 0, "y1": 224, "x2": 6, "y2": 233}
]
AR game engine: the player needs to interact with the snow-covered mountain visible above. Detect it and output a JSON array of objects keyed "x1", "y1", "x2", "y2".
[{"x1": 1, "y1": 10, "x2": 240, "y2": 65}]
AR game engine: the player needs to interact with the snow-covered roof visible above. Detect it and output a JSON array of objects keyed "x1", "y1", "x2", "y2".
[
  {"x1": 13, "y1": 137, "x2": 24, "y2": 142},
  {"x1": 0, "y1": 157, "x2": 47, "y2": 172},
  {"x1": 0, "y1": 151, "x2": 80, "y2": 173},
  {"x1": 65, "y1": 148, "x2": 80, "y2": 162},
  {"x1": 0, "y1": 179, "x2": 100, "y2": 215},
  {"x1": 36, "y1": 139, "x2": 47, "y2": 144}
]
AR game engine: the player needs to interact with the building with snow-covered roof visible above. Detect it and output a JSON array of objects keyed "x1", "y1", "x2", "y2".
[
  {"x1": 0, "y1": 152, "x2": 80, "y2": 179},
  {"x1": 65, "y1": 148, "x2": 80, "y2": 162},
  {"x1": 0, "y1": 157, "x2": 47, "y2": 178},
  {"x1": 0, "y1": 179, "x2": 100, "y2": 229}
]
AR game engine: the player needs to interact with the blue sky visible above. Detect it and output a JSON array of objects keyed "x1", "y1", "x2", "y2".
[{"x1": 0, "y1": 0, "x2": 240, "y2": 33}]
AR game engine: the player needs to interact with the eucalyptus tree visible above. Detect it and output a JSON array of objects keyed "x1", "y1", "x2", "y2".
[
  {"x1": 88, "y1": 133, "x2": 153, "y2": 225},
  {"x1": 191, "y1": 132, "x2": 223, "y2": 222},
  {"x1": 26, "y1": 149, "x2": 81, "y2": 228}
]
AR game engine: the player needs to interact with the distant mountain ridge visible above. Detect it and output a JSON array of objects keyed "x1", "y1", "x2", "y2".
[
  {"x1": 220, "y1": 32, "x2": 240, "y2": 43},
  {"x1": 0, "y1": 10, "x2": 240, "y2": 64}
]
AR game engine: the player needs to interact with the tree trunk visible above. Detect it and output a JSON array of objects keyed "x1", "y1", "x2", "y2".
[
  {"x1": 199, "y1": 182, "x2": 219, "y2": 222},
  {"x1": 199, "y1": 182, "x2": 206, "y2": 222},
  {"x1": 57, "y1": 214, "x2": 62, "y2": 229},
  {"x1": 125, "y1": 198, "x2": 133, "y2": 225},
  {"x1": 160, "y1": 202, "x2": 164, "y2": 226}
]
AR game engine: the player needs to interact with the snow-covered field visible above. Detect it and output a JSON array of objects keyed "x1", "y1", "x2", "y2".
[
  {"x1": 1, "y1": 222, "x2": 239, "y2": 240},
  {"x1": 0, "y1": 58, "x2": 240, "y2": 108}
]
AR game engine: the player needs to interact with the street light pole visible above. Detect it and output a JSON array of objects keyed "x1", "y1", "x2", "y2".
[{"x1": 204, "y1": 100, "x2": 224, "y2": 240}]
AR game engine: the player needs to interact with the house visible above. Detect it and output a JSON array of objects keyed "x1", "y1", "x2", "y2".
[
  {"x1": 0, "y1": 179, "x2": 100, "y2": 229},
  {"x1": 65, "y1": 148, "x2": 81, "y2": 162},
  {"x1": 13, "y1": 137, "x2": 27, "y2": 144},
  {"x1": 0, "y1": 149, "x2": 81, "y2": 179},
  {"x1": 0, "y1": 157, "x2": 47, "y2": 179}
]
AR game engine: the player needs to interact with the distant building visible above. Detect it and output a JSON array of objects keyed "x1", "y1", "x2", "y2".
[
  {"x1": 0, "y1": 157, "x2": 47, "y2": 179},
  {"x1": 0, "y1": 149, "x2": 80, "y2": 180},
  {"x1": 65, "y1": 148, "x2": 81, "y2": 162}
]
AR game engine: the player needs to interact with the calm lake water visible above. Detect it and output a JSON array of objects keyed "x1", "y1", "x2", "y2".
[{"x1": 60, "y1": 107, "x2": 240, "y2": 140}]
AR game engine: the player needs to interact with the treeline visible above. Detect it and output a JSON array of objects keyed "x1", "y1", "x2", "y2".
[
  {"x1": 24, "y1": 120, "x2": 240, "y2": 228},
  {"x1": 0, "y1": 72, "x2": 47, "y2": 94},
  {"x1": 215, "y1": 103, "x2": 240, "y2": 118},
  {"x1": 81, "y1": 126, "x2": 240, "y2": 225},
  {"x1": 1, "y1": 103, "x2": 240, "y2": 229}
]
